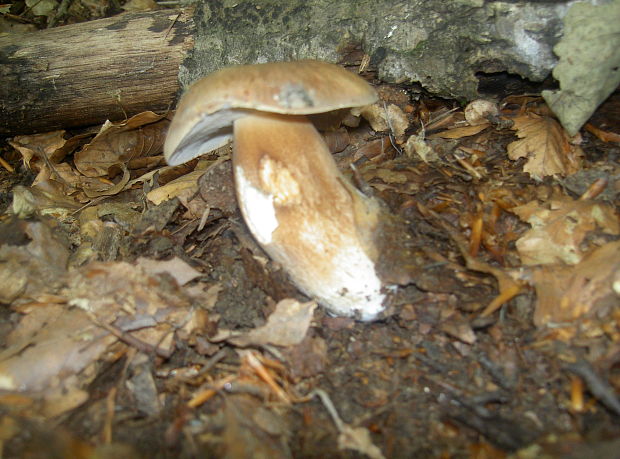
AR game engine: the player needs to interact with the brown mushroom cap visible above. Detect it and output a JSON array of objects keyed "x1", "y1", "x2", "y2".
[{"x1": 164, "y1": 60, "x2": 377, "y2": 165}]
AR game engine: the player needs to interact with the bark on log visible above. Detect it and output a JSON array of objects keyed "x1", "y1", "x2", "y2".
[{"x1": 0, "y1": 8, "x2": 194, "y2": 136}]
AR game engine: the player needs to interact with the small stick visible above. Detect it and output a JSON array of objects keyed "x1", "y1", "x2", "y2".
[
  {"x1": 566, "y1": 360, "x2": 620, "y2": 416},
  {"x1": 241, "y1": 350, "x2": 291, "y2": 404},
  {"x1": 87, "y1": 311, "x2": 172, "y2": 358},
  {"x1": 0, "y1": 155, "x2": 14, "y2": 172}
]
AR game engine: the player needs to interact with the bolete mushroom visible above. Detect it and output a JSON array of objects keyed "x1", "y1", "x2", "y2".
[{"x1": 165, "y1": 60, "x2": 412, "y2": 321}]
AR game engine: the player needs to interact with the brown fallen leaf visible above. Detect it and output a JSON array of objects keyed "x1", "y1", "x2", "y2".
[
  {"x1": 512, "y1": 194, "x2": 619, "y2": 265},
  {"x1": 222, "y1": 395, "x2": 292, "y2": 459},
  {"x1": 146, "y1": 169, "x2": 204, "y2": 205},
  {"x1": 0, "y1": 220, "x2": 70, "y2": 304},
  {"x1": 464, "y1": 99, "x2": 499, "y2": 126},
  {"x1": 67, "y1": 261, "x2": 199, "y2": 356},
  {"x1": 136, "y1": 256, "x2": 202, "y2": 286},
  {"x1": 531, "y1": 240, "x2": 620, "y2": 326},
  {"x1": 0, "y1": 305, "x2": 115, "y2": 393},
  {"x1": 428, "y1": 123, "x2": 489, "y2": 139},
  {"x1": 439, "y1": 312, "x2": 477, "y2": 344},
  {"x1": 212, "y1": 299, "x2": 317, "y2": 347},
  {"x1": 74, "y1": 111, "x2": 168, "y2": 178},
  {"x1": 323, "y1": 127, "x2": 351, "y2": 153},
  {"x1": 8, "y1": 131, "x2": 68, "y2": 169},
  {"x1": 81, "y1": 164, "x2": 131, "y2": 198},
  {"x1": 507, "y1": 113, "x2": 583, "y2": 179},
  {"x1": 355, "y1": 103, "x2": 409, "y2": 138},
  {"x1": 403, "y1": 132, "x2": 439, "y2": 162},
  {"x1": 0, "y1": 257, "x2": 205, "y2": 419},
  {"x1": 356, "y1": 137, "x2": 396, "y2": 161},
  {"x1": 10, "y1": 182, "x2": 80, "y2": 219},
  {"x1": 375, "y1": 168, "x2": 409, "y2": 184}
]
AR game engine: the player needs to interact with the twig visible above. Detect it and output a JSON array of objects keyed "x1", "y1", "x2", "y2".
[
  {"x1": 240, "y1": 350, "x2": 291, "y2": 404},
  {"x1": 382, "y1": 101, "x2": 403, "y2": 155},
  {"x1": 163, "y1": 12, "x2": 181, "y2": 40},
  {"x1": 0, "y1": 155, "x2": 14, "y2": 173},
  {"x1": 566, "y1": 360, "x2": 620, "y2": 416},
  {"x1": 102, "y1": 386, "x2": 117, "y2": 443},
  {"x1": 87, "y1": 311, "x2": 172, "y2": 359},
  {"x1": 311, "y1": 388, "x2": 345, "y2": 431}
]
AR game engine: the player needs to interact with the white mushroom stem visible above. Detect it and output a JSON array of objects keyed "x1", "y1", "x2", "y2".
[{"x1": 233, "y1": 112, "x2": 386, "y2": 321}]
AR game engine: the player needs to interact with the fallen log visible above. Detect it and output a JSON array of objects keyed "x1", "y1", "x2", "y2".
[{"x1": 0, "y1": 8, "x2": 194, "y2": 136}]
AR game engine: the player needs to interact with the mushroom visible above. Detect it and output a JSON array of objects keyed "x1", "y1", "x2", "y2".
[{"x1": 165, "y1": 60, "x2": 412, "y2": 321}]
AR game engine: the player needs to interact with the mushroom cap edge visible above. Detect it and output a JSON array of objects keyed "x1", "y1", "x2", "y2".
[{"x1": 164, "y1": 60, "x2": 378, "y2": 166}]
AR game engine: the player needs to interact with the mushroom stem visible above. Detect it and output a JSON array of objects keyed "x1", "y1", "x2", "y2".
[{"x1": 232, "y1": 112, "x2": 386, "y2": 321}]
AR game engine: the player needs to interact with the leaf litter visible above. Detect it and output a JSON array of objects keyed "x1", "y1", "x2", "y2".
[{"x1": 0, "y1": 78, "x2": 619, "y2": 458}]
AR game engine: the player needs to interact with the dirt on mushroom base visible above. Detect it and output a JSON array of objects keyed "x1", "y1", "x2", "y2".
[{"x1": 1, "y1": 89, "x2": 620, "y2": 457}]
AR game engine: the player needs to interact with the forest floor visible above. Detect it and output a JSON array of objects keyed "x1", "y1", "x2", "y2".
[{"x1": 1, "y1": 4, "x2": 620, "y2": 459}]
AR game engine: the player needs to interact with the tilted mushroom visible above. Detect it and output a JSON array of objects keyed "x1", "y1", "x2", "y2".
[{"x1": 165, "y1": 60, "x2": 415, "y2": 321}]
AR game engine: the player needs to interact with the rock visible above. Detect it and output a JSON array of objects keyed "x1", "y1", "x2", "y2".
[{"x1": 183, "y1": 0, "x2": 588, "y2": 100}]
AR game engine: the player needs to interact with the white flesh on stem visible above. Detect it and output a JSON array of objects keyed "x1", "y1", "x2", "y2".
[{"x1": 233, "y1": 112, "x2": 385, "y2": 321}]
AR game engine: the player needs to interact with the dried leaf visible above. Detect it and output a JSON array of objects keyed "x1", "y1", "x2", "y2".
[
  {"x1": 74, "y1": 112, "x2": 168, "y2": 178},
  {"x1": 68, "y1": 261, "x2": 198, "y2": 355},
  {"x1": 9, "y1": 131, "x2": 68, "y2": 169},
  {"x1": 439, "y1": 314, "x2": 477, "y2": 344},
  {"x1": 356, "y1": 103, "x2": 409, "y2": 138},
  {"x1": 356, "y1": 138, "x2": 396, "y2": 161},
  {"x1": 338, "y1": 425, "x2": 386, "y2": 459},
  {"x1": 429, "y1": 123, "x2": 489, "y2": 139},
  {"x1": 11, "y1": 182, "x2": 80, "y2": 219},
  {"x1": 512, "y1": 195, "x2": 619, "y2": 265},
  {"x1": 0, "y1": 305, "x2": 114, "y2": 392},
  {"x1": 81, "y1": 163, "x2": 131, "y2": 198},
  {"x1": 146, "y1": 170, "x2": 204, "y2": 205},
  {"x1": 531, "y1": 240, "x2": 620, "y2": 326},
  {"x1": 0, "y1": 257, "x2": 202, "y2": 415},
  {"x1": 136, "y1": 256, "x2": 202, "y2": 286},
  {"x1": 507, "y1": 114, "x2": 583, "y2": 179},
  {"x1": 323, "y1": 128, "x2": 351, "y2": 153},
  {"x1": 0, "y1": 220, "x2": 70, "y2": 303},
  {"x1": 375, "y1": 168, "x2": 408, "y2": 184},
  {"x1": 223, "y1": 395, "x2": 291, "y2": 459},
  {"x1": 464, "y1": 99, "x2": 499, "y2": 126},
  {"x1": 31, "y1": 161, "x2": 80, "y2": 189},
  {"x1": 212, "y1": 299, "x2": 317, "y2": 347},
  {"x1": 403, "y1": 133, "x2": 438, "y2": 162}
]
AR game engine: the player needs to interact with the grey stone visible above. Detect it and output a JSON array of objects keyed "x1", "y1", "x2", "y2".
[{"x1": 180, "y1": 0, "x2": 596, "y2": 102}]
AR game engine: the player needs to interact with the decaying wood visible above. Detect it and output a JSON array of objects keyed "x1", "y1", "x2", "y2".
[{"x1": 0, "y1": 8, "x2": 194, "y2": 136}]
